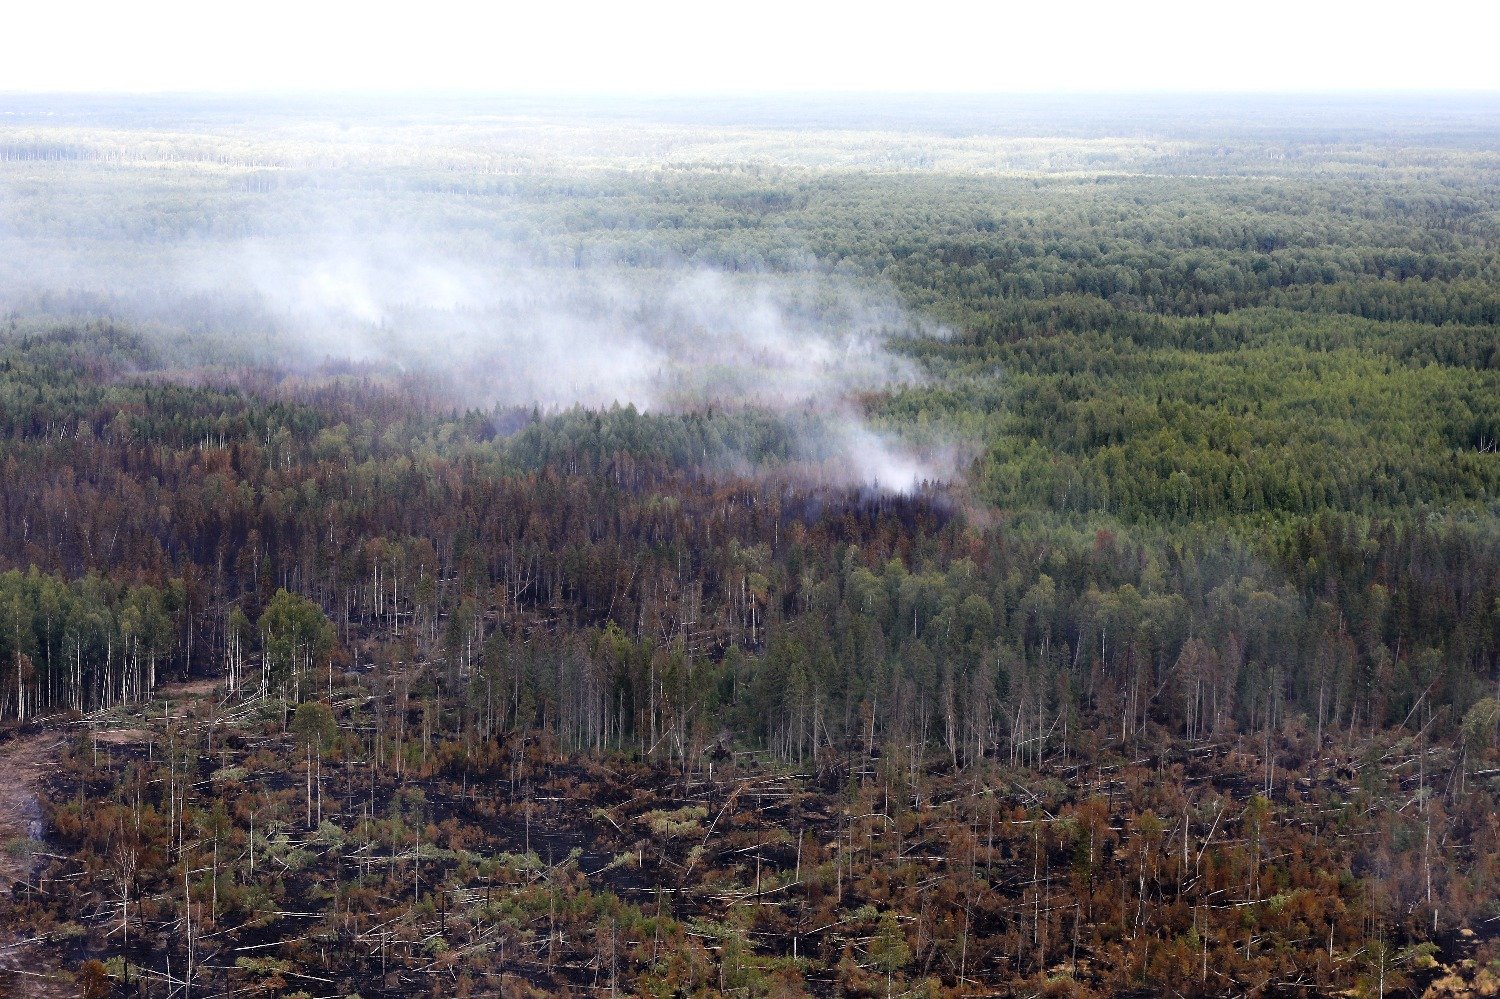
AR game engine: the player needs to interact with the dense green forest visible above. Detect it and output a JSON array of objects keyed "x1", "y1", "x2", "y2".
[{"x1": 0, "y1": 95, "x2": 1496, "y2": 998}]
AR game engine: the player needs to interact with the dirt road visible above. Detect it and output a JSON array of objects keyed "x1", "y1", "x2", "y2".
[{"x1": 0, "y1": 727, "x2": 71, "y2": 998}]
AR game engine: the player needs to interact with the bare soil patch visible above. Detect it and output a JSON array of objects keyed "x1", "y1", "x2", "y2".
[{"x1": 0, "y1": 729, "x2": 71, "y2": 998}]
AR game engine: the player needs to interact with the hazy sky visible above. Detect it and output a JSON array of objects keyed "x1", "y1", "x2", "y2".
[{"x1": 4, "y1": 0, "x2": 1497, "y2": 94}]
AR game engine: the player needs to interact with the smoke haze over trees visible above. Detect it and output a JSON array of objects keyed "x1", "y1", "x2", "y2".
[{"x1": 0, "y1": 93, "x2": 1496, "y2": 998}]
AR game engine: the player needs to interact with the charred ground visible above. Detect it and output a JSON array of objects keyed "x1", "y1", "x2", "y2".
[{"x1": 0, "y1": 97, "x2": 1498, "y2": 997}]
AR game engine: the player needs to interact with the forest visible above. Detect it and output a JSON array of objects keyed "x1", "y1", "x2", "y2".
[{"x1": 0, "y1": 93, "x2": 1496, "y2": 998}]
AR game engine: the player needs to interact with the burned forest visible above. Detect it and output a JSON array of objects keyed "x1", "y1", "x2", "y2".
[{"x1": 0, "y1": 93, "x2": 1497, "y2": 998}]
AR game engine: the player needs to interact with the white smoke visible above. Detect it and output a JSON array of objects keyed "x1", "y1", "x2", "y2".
[{"x1": 0, "y1": 194, "x2": 959, "y2": 492}]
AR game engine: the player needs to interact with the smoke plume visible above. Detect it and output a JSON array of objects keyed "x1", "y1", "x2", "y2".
[{"x1": 0, "y1": 148, "x2": 958, "y2": 492}]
